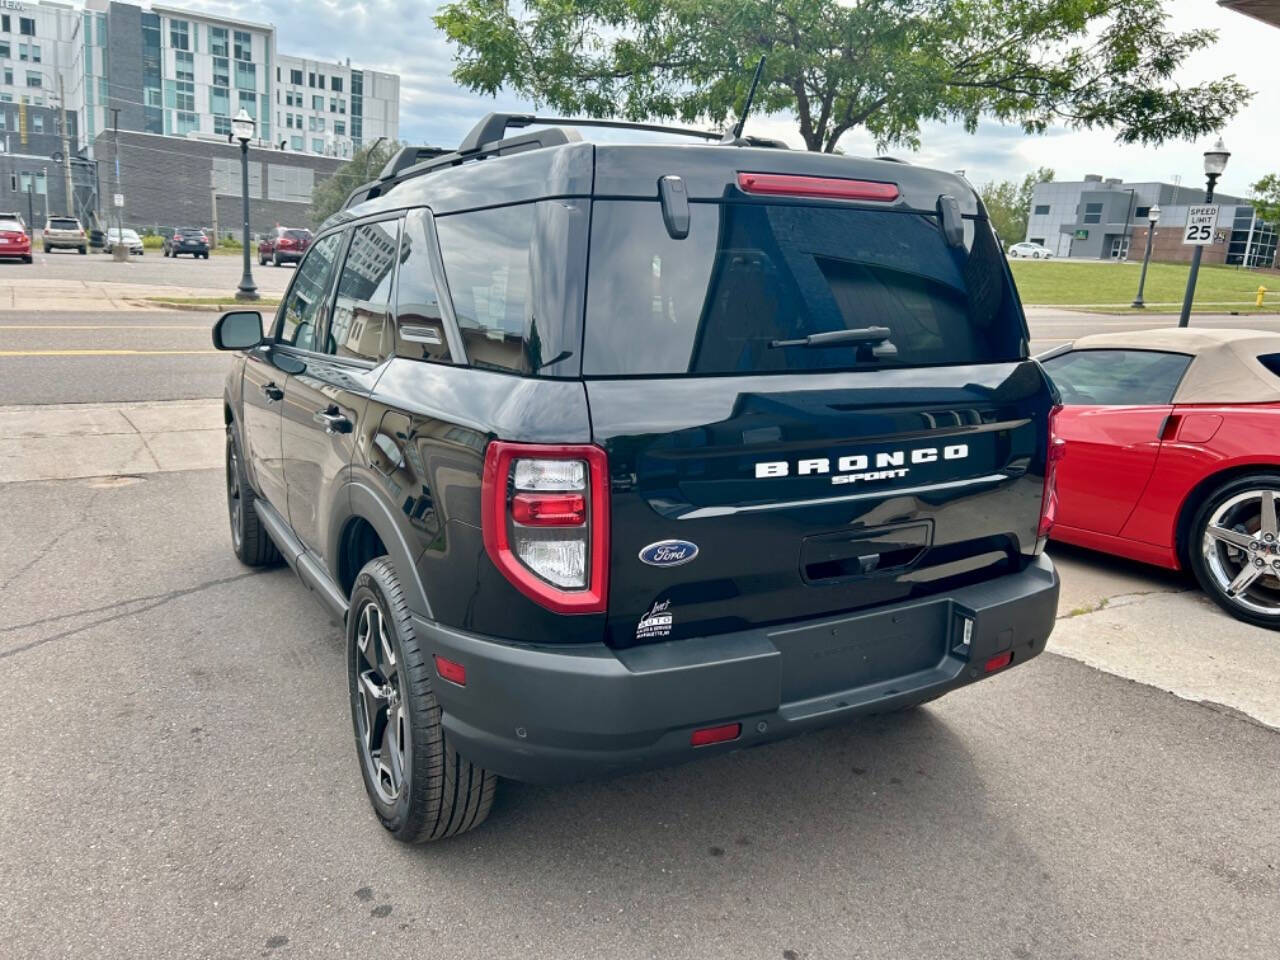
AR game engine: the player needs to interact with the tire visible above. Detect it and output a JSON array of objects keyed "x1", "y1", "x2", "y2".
[
  {"x1": 22, "y1": 255, "x2": 31, "y2": 264},
  {"x1": 225, "y1": 421, "x2": 280, "y2": 567},
  {"x1": 1032, "y1": 251, "x2": 1041, "y2": 259},
  {"x1": 348, "y1": 557, "x2": 497, "y2": 843},
  {"x1": 1187, "y1": 474, "x2": 1280, "y2": 630},
  {"x1": 273, "y1": 251, "x2": 281, "y2": 267},
  {"x1": 163, "y1": 248, "x2": 170, "y2": 258},
  {"x1": 79, "y1": 246, "x2": 87, "y2": 255}
]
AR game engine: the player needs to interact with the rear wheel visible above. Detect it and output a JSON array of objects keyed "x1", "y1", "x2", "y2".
[
  {"x1": 1189, "y1": 475, "x2": 1280, "y2": 630},
  {"x1": 225, "y1": 421, "x2": 280, "y2": 567},
  {"x1": 78, "y1": 246, "x2": 87, "y2": 255},
  {"x1": 348, "y1": 557, "x2": 497, "y2": 843}
]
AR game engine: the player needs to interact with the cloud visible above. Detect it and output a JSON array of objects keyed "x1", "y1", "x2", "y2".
[{"x1": 177, "y1": 0, "x2": 1278, "y2": 194}]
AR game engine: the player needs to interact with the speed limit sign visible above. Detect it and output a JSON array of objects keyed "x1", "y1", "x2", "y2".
[{"x1": 1183, "y1": 205, "x2": 1219, "y2": 246}]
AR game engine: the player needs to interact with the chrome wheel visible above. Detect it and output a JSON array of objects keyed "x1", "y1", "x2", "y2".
[
  {"x1": 1201, "y1": 489, "x2": 1280, "y2": 617},
  {"x1": 226, "y1": 427, "x2": 243, "y2": 551},
  {"x1": 353, "y1": 600, "x2": 408, "y2": 804}
]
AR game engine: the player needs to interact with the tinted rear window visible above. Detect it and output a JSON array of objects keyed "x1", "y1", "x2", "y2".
[
  {"x1": 582, "y1": 201, "x2": 1025, "y2": 376},
  {"x1": 283, "y1": 229, "x2": 311, "y2": 240},
  {"x1": 1260, "y1": 353, "x2": 1280, "y2": 377},
  {"x1": 49, "y1": 219, "x2": 79, "y2": 229}
]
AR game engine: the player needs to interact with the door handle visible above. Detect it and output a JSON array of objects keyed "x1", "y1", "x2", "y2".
[
  {"x1": 260, "y1": 382, "x2": 283, "y2": 402},
  {"x1": 313, "y1": 408, "x2": 353, "y2": 435}
]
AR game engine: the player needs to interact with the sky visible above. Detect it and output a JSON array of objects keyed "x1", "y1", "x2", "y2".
[{"x1": 180, "y1": 0, "x2": 1278, "y2": 196}]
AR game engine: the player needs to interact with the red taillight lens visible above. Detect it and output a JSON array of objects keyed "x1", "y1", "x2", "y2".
[
  {"x1": 984, "y1": 651, "x2": 1014, "y2": 673},
  {"x1": 481, "y1": 441, "x2": 609, "y2": 614},
  {"x1": 1038, "y1": 406, "x2": 1067, "y2": 539},
  {"x1": 737, "y1": 171, "x2": 900, "y2": 203},
  {"x1": 434, "y1": 655, "x2": 467, "y2": 686},
  {"x1": 691, "y1": 723, "x2": 741, "y2": 747}
]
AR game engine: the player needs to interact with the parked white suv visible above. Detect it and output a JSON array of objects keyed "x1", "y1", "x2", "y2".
[
  {"x1": 1008, "y1": 241, "x2": 1053, "y2": 259},
  {"x1": 43, "y1": 216, "x2": 87, "y2": 255}
]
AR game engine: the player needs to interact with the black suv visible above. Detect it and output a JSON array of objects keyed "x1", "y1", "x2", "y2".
[{"x1": 214, "y1": 113, "x2": 1062, "y2": 842}]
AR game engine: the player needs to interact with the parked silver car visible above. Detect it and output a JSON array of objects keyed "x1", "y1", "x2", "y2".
[
  {"x1": 106, "y1": 227, "x2": 145, "y2": 256},
  {"x1": 43, "y1": 216, "x2": 87, "y2": 254}
]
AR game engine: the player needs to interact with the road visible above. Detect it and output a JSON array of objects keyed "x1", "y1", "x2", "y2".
[{"x1": 2, "y1": 295, "x2": 1279, "y2": 958}]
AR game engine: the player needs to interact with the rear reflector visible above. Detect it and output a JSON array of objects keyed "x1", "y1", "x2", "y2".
[
  {"x1": 737, "y1": 171, "x2": 900, "y2": 203},
  {"x1": 690, "y1": 723, "x2": 741, "y2": 747},
  {"x1": 434, "y1": 654, "x2": 467, "y2": 686},
  {"x1": 984, "y1": 651, "x2": 1014, "y2": 673}
]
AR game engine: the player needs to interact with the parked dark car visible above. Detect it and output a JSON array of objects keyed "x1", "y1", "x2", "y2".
[
  {"x1": 258, "y1": 227, "x2": 313, "y2": 266},
  {"x1": 213, "y1": 113, "x2": 1061, "y2": 843},
  {"x1": 163, "y1": 227, "x2": 209, "y2": 258}
]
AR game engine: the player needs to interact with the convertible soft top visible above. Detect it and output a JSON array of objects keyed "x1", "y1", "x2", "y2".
[{"x1": 1067, "y1": 327, "x2": 1280, "y2": 405}]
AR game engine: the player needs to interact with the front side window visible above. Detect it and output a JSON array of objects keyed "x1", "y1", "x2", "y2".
[
  {"x1": 277, "y1": 232, "x2": 343, "y2": 352},
  {"x1": 1041, "y1": 349, "x2": 1191, "y2": 405},
  {"x1": 394, "y1": 210, "x2": 450, "y2": 362},
  {"x1": 328, "y1": 220, "x2": 399, "y2": 362}
]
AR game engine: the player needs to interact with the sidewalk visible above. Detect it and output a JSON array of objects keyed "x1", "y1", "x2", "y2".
[
  {"x1": 0, "y1": 279, "x2": 251, "y2": 312},
  {"x1": 0, "y1": 398, "x2": 221, "y2": 483}
]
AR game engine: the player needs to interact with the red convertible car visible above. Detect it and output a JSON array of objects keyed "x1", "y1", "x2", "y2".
[{"x1": 1041, "y1": 328, "x2": 1280, "y2": 629}]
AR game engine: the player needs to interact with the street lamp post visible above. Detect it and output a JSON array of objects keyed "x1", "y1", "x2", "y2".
[
  {"x1": 1178, "y1": 138, "x2": 1231, "y2": 328},
  {"x1": 1131, "y1": 205, "x2": 1161, "y2": 308},
  {"x1": 231, "y1": 109, "x2": 259, "y2": 302}
]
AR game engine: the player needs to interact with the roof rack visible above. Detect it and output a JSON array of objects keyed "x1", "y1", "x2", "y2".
[{"x1": 341, "y1": 111, "x2": 789, "y2": 210}]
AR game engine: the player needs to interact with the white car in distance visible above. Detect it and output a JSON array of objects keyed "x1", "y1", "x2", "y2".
[{"x1": 1008, "y1": 241, "x2": 1053, "y2": 259}]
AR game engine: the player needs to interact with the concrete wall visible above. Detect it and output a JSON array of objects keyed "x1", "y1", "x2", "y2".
[{"x1": 92, "y1": 129, "x2": 345, "y2": 235}]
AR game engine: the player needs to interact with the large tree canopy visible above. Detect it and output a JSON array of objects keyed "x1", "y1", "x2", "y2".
[
  {"x1": 309, "y1": 140, "x2": 398, "y2": 225},
  {"x1": 980, "y1": 167, "x2": 1055, "y2": 246},
  {"x1": 434, "y1": 0, "x2": 1251, "y2": 153}
]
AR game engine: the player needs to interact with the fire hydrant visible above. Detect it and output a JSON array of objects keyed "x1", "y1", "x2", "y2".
[{"x1": 1258, "y1": 286, "x2": 1268, "y2": 308}]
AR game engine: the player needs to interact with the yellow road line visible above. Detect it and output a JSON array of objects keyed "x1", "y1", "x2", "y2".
[{"x1": 0, "y1": 349, "x2": 217, "y2": 357}]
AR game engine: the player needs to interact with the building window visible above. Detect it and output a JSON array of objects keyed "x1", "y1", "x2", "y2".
[
  {"x1": 170, "y1": 20, "x2": 189, "y2": 50},
  {"x1": 1083, "y1": 202, "x2": 1103, "y2": 225},
  {"x1": 331, "y1": 76, "x2": 343, "y2": 93},
  {"x1": 235, "y1": 60, "x2": 256, "y2": 91},
  {"x1": 177, "y1": 111, "x2": 199, "y2": 134},
  {"x1": 25, "y1": 71, "x2": 40, "y2": 88},
  {"x1": 308, "y1": 72, "x2": 315, "y2": 88},
  {"x1": 212, "y1": 57, "x2": 228, "y2": 87},
  {"x1": 334, "y1": 120, "x2": 345, "y2": 135},
  {"x1": 1134, "y1": 206, "x2": 1150, "y2": 220},
  {"x1": 18, "y1": 42, "x2": 26, "y2": 60},
  {"x1": 291, "y1": 135, "x2": 303, "y2": 150},
  {"x1": 175, "y1": 50, "x2": 194, "y2": 82},
  {"x1": 20, "y1": 17, "x2": 35, "y2": 37},
  {"x1": 0, "y1": 42, "x2": 8, "y2": 58},
  {"x1": 2, "y1": 68, "x2": 9, "y2": 85},
  {"x1": 29, "y1": 44, "x2": 38, "y2": 63},
  {"x1": 210, "y1": 87, "x2": 229, "y2": 116},
  {"x1": 309, "y1": 94, "x2": 321, "y2": 110},
  {"x1": 1, "y1": 16, "x2": 8, "y2": 33},
  {"x1": 32, "y1": 113, "x2": 42, "y2": 133},
  {"x1": 1032, "y1": 204, "x2": 1050, "y2": 216},
  {"x1": 174, "y1": 81, "x2": 195, "y2": 112},
  {"x1": 214, "y1": 115, "x2": 231, "y2": 136},
  {"x1": 290, "y1": 68, "x2": 302, "y2": 85},
  {"x1": 318, "y1": 74, "x2": 325, "y2": 88},
  {"x1": 210, "y1": 27, "x2": 227, "y2": 57},
  {"x1": 312, "y1": 137, "x2": 325, "y2": 154},
  {"x1": 0, "y1": 112, "x2": 6, "y2": 131},
  {"x1": 238, "y1": 90, "x2": 256, "y2": 117},
  {"x1": 233, "y1": 30, "x2": 252, "y2": 61}
]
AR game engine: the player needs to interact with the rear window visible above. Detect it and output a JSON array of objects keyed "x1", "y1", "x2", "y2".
[
  {"x1": 1260, "y1": 353, "x2": 1280, "y2": 377},
  {"x1": 178, "y1": 227, "x2": 205, "y2": 234},
  {"x1": 0, "y1": 220, "x2": 22, "y2": 231},
  {"x1": 1041, "y1": 349, "x2": 1191, "y2": 405},
  {"x1": 582, "y1": 201, "x2": 1025, "y2": 376},
  {"x1": 49, "y1": 218, "x2": 79, "y2": 230},
  {"x1": 283, "y1": 229, "x2": 311, "y2": 241}
]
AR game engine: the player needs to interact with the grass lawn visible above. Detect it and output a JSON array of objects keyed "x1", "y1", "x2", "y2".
[{"x1": 1009, "y1": 259, "x2": 1280, "y2": 313}]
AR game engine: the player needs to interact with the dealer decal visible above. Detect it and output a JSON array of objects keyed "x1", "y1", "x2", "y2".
[{"x1": 636, "y1": 599, "x2": 674, "y2": 641}]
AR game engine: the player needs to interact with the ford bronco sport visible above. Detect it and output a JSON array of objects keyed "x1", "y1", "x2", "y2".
[{"x1": 213, "y1": 113, "x2": 1062, "y2": 843}]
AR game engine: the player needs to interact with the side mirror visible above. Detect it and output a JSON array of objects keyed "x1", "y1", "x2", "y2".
[{"x1": 212, "y1": 311, "x2": 263, "y2": 350}]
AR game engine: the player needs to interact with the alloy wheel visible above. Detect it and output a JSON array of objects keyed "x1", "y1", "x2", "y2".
[
  {"x1": 353, "y1": 599, "x2": 409, "y2": 804},
  {"x1": 1201, "y1": 489, "x2": 1280, "y2": 617}
]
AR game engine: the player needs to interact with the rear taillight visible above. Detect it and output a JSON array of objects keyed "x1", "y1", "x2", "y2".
[
  {"x1": 1038, "y1": 406, "x2": 1067, "y2": 540},
  {"x1": 481, "y1": 441, "x2": 609, "y2": 614},
  {"x1": 737, "y1": 171, "x2": 900, "y2": 203}
]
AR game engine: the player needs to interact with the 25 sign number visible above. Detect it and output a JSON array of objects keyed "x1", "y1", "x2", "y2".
[{"x1": 1184, "y1": 224, "x2": 1214, "y2": 243}]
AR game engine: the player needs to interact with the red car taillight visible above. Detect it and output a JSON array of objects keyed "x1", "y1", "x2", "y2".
[
  {"x1": 481, "y1": 441, "x2": 609, "y2": 614},
  {"x1": 737, "y1": 171, "x2": 900, "y2": 203},
  {"x1": 1038, "y1": 406, "x2": 1067, "y2": 540}
]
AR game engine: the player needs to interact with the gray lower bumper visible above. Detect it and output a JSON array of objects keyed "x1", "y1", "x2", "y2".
[{"x1": 414, "y1": 555, "x2": 1059, "y2": 784}]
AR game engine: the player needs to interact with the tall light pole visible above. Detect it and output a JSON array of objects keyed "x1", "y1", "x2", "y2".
[
  {"x1": 1178, "y1": 138, "x2": 1231, "y2": 328},
  {"x1": 231, "y1": 109, "x2": 259, "y2": 302},
  {"x1": 1132, "y1": 205, "x2": 1161, "y2": 308}
]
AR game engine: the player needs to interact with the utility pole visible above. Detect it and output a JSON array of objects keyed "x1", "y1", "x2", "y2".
[
  {"x1": 111, "y1": 107, "x2": 125, "y2": 261},
  {"x1": 210, "y1": 180, "x2": 219, "y2": 249},
  {"x1": 58, "y1": 75, "x2": 72, "y2": 218}
]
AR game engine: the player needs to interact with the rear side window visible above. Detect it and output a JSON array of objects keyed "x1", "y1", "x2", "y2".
[
  {"x1": 327, "y1": 219, "x2": 399, "y2": 362},
  {"x1": 1260, "y1": 353, "x2": 1280, "y2": 377},
  {"x1": 277, "y1": 232, "x2": 343, "y2": 351},
  {"x1": 1041, "y1": 349, "x2": 1191, "y2": 405},
  {"x1": 394, "y1": 210, "x2": 451, "y2": 362},
  {"x1": 582, "y1": 201, "x2": 1025, "y2": 376}
]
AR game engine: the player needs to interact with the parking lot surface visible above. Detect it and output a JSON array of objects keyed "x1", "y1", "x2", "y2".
[{"x1": 2, "y1": 300, "x2": 1279, "y2": 959}]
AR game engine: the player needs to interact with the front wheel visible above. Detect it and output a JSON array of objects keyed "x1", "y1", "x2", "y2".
[
  {"x1": 1189, "y1": 475, "x2": 1280, "y2": 630},
  {"x1": 348, "y1": 557, "x2": 497, "y2": 842},
  {"x1": 226, "y1": 422, "x2": 280, "y2": 567}
]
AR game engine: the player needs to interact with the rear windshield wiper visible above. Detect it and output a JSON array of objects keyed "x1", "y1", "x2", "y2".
[{"x1": 769, "y1": 326, "x2": 898, "y2": 358}]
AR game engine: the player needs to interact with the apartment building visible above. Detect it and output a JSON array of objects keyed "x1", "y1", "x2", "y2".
[{"x1": 274, "y1": 54, "x2": 399, "y2": 159}]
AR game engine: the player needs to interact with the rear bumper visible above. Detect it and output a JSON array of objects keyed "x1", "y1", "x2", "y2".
[{"x1": 415, "y1": 554, "x2": 1059, "y2": 784}]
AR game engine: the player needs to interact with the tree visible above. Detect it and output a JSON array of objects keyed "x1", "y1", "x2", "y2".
[
  {"x1": 434, "y1": 0, "x2": 1251, "y2": 154},
  {"x1": 1249, "y1": 174, "x2": 1280, "y2": 228},
  {"x1": 980, "y1": 167, "x2": 1054, "y2": 246},
  {"x1": 309, "y1": 140, "x2": 399, "y2": 225}
]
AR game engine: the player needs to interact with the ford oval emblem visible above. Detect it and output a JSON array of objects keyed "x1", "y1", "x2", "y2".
[{"x1": 639, "y1": 539, "x2": 700, "y2": 567}]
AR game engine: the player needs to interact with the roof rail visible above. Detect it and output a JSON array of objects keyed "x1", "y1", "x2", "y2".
[
  {"x1": 378, "y1": 145, "x2": 450, "y2": 181},
  {"x1": 461, "y1": 112, "x2": 790, "y2": 152}
]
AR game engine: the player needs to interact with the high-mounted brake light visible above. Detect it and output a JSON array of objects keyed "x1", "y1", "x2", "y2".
[
  {"x1": 737, "y1": 171, "x2": 900, "y2": 203},
  {"x1": 1038, "y1": 406, "x2": 1067, "y2": 540},
  {"x1": 482, "y1": 441, "x2": 609, "y2": 614}
]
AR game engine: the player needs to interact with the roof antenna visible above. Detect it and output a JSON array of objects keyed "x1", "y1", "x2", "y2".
[{"x1": 722, "y1": 55, "x2": 766, "y2": 145}]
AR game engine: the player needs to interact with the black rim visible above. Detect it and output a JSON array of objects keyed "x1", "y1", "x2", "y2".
[
  {"x1": 226, "y1": 428, "x2": 243, "y2": 549},
  {"x1": 353, "y1": 599, "x2": 408, "y2": 804}
]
